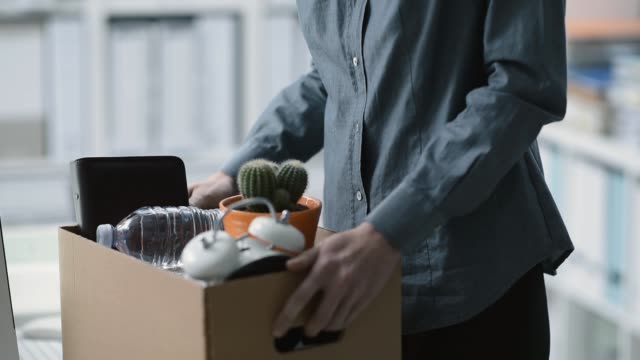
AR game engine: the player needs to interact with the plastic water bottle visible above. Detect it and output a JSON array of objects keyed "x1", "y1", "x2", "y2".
[{"x1": 97, "y1": 206, "x2": 223, "y2": 270}]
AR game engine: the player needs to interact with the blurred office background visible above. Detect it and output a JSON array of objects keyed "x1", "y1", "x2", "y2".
[{"x1": 0, "y1": 0, "x2": 639, "y2": 359}]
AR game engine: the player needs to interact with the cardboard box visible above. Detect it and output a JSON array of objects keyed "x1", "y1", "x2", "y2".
[{"x1": 59, "y1": 226, "x2": 401, "y2": 359}]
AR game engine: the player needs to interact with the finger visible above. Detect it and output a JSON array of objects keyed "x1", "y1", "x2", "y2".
[
  {"x1": 344, "y1": 293, "x2": 373, "y2": 327},
  {"x1": 273, "y1": 272, "x2": 323, "y2": 337},
  {"x1": 187, "y1": 183, "x2": 197, "y2": 197},
  {"x1": 304, "y1": 285, "x2": 344, "y2": 337},
  {"x1": 287, "y1": 248, "x2": 319, "y2": 272},
  {"x1": 326, "y1": 285, "x2": 363, "y2": 331},
  {"x1": 188, "y1": 195, "x2": 202, "y2": 208}
]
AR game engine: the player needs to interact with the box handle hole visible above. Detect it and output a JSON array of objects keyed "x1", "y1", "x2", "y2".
[{"x1": 274, "y1": 327, "x2": 344, "y2": 353}]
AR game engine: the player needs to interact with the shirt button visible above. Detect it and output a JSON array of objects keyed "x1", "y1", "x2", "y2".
[
  {"x1": 355, "y1": 123, "x2": 359, "y2": 132},
  {"x1": 352, "y1": 56, "x2": 359, "y2": 67},
  {"x1": 356, "y1": 191, "x2": 363, "y2": 201}
]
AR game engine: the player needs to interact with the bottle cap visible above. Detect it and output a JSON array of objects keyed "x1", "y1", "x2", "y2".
[{"x1": 96, "y1": 224, "x2": 115, "y2": 248}]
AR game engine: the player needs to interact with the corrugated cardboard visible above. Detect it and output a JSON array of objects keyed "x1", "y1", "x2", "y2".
[{"x1": 59, "y1": 226, "x2": 401, "y2": 359}]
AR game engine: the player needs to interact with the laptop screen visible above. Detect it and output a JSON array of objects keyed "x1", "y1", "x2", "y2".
[{"x1": 0, "y1": 218, "x2": 20, "y2": 359}]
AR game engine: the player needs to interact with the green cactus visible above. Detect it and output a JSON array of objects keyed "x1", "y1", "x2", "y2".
[
  {"x1": 273, "y1": 189, "x2": 291, "y2": 212},
  {"x1": 276, "y1": 160, "x2": 308, "y2": 204},
  {"x1": 237, "y1": 159, "x2": 308, "y2": 212},
  {"x1": 269, "y1": 162, "x2": 280, "y2": 174},
  {"x1": 237, "y1": 159, "x2": 277, "y2": 211}
]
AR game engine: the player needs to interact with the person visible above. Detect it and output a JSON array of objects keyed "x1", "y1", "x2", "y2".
[{"x1": 189, "y1": 1, "x2": 574, "y2": 359}]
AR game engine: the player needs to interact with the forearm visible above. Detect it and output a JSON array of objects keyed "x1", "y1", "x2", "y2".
[
  {"x1": 222, "y1": 67, "x2": 327, "y2": 177},
  {"x1": 366, "y1": 0, "x2": 567, "y2": 252}
]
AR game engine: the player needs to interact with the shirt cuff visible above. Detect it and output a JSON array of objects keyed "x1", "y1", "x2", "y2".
[{"x1": 365, "y1": 182, "x2": 445, "y2": 253}]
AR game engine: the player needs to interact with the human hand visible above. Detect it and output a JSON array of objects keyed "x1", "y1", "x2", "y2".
[
  {"x1": 273, "y1": 222, "x2": 400, "y2": 337},
  {"x1": 188, "y1": 171, "x2": 237, "y2": 209}
]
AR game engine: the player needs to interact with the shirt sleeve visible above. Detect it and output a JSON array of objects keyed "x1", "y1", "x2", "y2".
[
  {"x1": 365, "y1": 0, "x2": 567, "y2": 252},
  {"x1": 221, "y1": 65, "x2": 328, "y2": 177}
]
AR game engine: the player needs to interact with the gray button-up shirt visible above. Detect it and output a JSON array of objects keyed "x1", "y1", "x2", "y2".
[{"x1": 223, "y1": 0, "x2": 574, "y2": 334}]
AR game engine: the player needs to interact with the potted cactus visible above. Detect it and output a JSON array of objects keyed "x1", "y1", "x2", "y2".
[{"x1": 219, "y1": 159, "x2": 322, "y2": 250}]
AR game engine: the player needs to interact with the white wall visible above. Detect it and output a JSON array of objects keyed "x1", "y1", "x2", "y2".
[
  {"x1": 0, "y1": 21, "x2": 45, "y2": 158},
  {"x1": 0, "y1": 21, "x2": 43, "y2": 121}
]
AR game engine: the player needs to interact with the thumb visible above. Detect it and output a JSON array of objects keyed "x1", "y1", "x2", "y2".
[
  {"x1": 187, "y1": 183, "x2": 197, "y2": 197},
  {"x1": 287, "y1": 248, "x2": 319, "y2": 272}
]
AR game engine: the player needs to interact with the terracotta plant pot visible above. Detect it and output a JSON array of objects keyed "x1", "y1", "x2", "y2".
[{"x1": 219, "y1": 195, "x2": 322, "y2": 251}]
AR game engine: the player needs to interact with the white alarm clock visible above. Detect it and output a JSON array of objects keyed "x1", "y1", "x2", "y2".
[
  {"x1": 248, "y1": 215, "x2": 305, "y2": 255},
  {"x1": 181, "y1": 197, "x2": 306, "y2": 282},
  {"x1": 180, "y1": 230, "x2": 240, "y2": 281}
]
